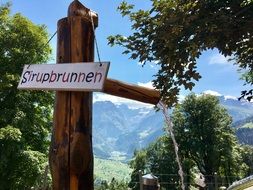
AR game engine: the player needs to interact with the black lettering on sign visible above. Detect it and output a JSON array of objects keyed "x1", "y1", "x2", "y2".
[
  {"x1": 57, "y1": 73, "x2": 63, "y2": 82},
  {"x1": 49, "y1": 71, "x2": 57, "y2": 83},
  {"x1": 78, "y1": 72, "x2": 86, "y2": 82},
  {"x1": 62, "y1": 72, "x2": 70, "y2": 82},
  {"x1": 86, "y1": 72, "x2": 94, "y2": 82},
  {"x1": 70, "y1": 72, "x2": 78, "y2": 82},
  {"x1": 42, "y1": 73, "x2": 50, "y2": 83},
  {"x1": 21, "y1": 71, "x2": 30, "y2": 84},
  {"x1": 94, "y1": 72, "x2": 102, "y2": 83}
]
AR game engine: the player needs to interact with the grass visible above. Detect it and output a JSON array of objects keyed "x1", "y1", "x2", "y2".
[{"x1": 94, "y1": 157, "x2": 132, "y2": 182}]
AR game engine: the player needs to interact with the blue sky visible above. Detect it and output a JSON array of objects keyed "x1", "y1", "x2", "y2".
[{"x1": 3, "y1": 0, "x2": 252, "y2": 107}]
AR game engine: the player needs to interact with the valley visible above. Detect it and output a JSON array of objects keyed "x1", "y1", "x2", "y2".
[{"x1": 93, "y1": 95, "x2": 253, "y2": 161}]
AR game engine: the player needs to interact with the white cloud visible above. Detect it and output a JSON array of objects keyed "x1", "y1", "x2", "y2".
[
  {"x1": 203, "y1": 90, "x2": 222, "y2": 96},
  {"x1": 202, "y1": 90, "x2": 237, "y2": 100},
  {"x1": 178, "y1": 94, "x2": 186, "y2": 102},
  {"x1": 139, "y1": 129, "x2": 151, "y2": 139},
  {"x1": 149, "y1": 61, "x2": 159, "y2": 69},
  {"x1": 224, "y1": 95, "x2": 237, "y2": 100},
  {"x1": 93, "y1": 92, "x2": 154, "y2": 109},
  {"x1": 137, "y1": 62, "x2": 144, "y2": 66},
  {"x1": 208, "y1": 54, "x2": 231, "y2": 65},
  {"x1": 137, "y1": 81, "x2": 155, "y2": 89},
  {"x1": 137, "y1": 61, "x2": 159, "y2": 69}
]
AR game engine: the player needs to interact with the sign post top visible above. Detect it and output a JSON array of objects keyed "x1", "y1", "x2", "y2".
[{"x1": 68, "y1": 0, "x2": 98, "y2": 26}]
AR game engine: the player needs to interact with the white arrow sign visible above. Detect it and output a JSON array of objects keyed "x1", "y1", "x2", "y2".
[{"x1": 18, "y1": 62, "x2": 110, "y2": 91}]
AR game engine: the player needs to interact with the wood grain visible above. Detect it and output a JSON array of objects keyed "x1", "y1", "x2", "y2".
[
  {"x1": 104, "y1": 78, "x2": 160, "y2": 105},
  {"x1": 49, "y1": 17, "x2": 71, "y2": 190},
  {"x1": 49, "y1": 1, "x2": 96, "y2": 189}
]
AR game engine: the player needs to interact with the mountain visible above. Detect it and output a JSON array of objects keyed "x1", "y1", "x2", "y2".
[
  {"x1": 93, "y1": 101, "x2": 163, "y2": 161},
  {"x1": 218, "y1": 96, "x2": 253, "y2": 122},
  {"x1": 233, "y1": 115, "x2": 253, "y2": 145},
  {"x1": 236, "y1": 127, "x2": 253, "y2": 145},
  {"x1": 92, "y1": 96, "x2": 253, "y2": 161},
  {"x1": 232, "y1": 115, "x2": 253, "y2": 128}
]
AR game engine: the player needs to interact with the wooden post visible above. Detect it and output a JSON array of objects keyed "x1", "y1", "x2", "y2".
[
  {"x1": 139, "y1": 170, "x2": 143, "y2": 190},
  {"x1": 142, "y1": 174, "x2": 159, "y2": 190},
  {"x1": 214, "y1": 172, "x2": 218, "y2": 190},
  {"x1": 49, "y1": 1, "x2": 98, "y2": 189}
]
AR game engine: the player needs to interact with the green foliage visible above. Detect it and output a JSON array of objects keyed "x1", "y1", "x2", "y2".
[
  {"x1": 94, "y1": 157, "x2": 132, "y2": 182},
  {"x1": 0, "y1": 3, "x2": 52, "y2": 189},
  {"x1": 0, "y1": 126, "x2": 22, "y2": 189},
  {"x1": 146, "y1": 136, "x2": 193, "y2": 190},
  {"x1": 129, "y1": 94, "x2": 249, "y2": 189},
  {"x1": 11, "y1": 150, "x2": 49, "y2": 189},
  {"x1": 95, "y1": 181, "x2": 109, "y2": 190},
  {"x1": 0, "y1": 3, "x2": 53, "y2": 153},
  {"x1": 0, "y1": 126, "x2": 50, "y2": 189},
  {"x1": 172, "y1": 94, "x2": 247, "y2": 188},
  {"x1": 240, "y1": 145, "x2": 253, "y2": 176},
  {"x1": 0, "y1": 125, "x2": 22, "y2": 142},
  {"x1": 128, "y1": 137, "x2": 192, "y2": 190},
  {"x1": 95, "y1": 178, "x2": 128, "y2": 190},
  {"x1": 109, "y1": 0, "x2": 253, "y2": 106},
  {"x1": 129, "y1": 150, "x2": 148, "y2": 190}
]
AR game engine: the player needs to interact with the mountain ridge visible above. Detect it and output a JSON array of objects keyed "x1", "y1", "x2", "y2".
[{"x1": 93, "y1": 95, "x2": 253, "y2": 161}]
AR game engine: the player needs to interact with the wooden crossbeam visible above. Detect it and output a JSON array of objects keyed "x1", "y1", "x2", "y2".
[{"x1": 103, "y1": 78, "x2": 160, "y2": 105}]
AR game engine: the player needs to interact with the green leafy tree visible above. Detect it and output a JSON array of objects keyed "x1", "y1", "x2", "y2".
[
  {"x1": 129, "y1": 136, "x2": 194, "y2": 190},
  {"x1": 129, "y1": 94, "x2": 249, "y2": 189},
  {"x1": 0, "y1": 126, "x2": 22, "y2": 189},
  {"x1": 172, "y1": 94, "x2": 247, "y2": 189},
  {"x1": 146, "y1": 136, "x2": 193, "y2": 190},
  {"x1": 129, "y1": 150, "x2": 148, "y2": 190},
  {"x1": 240, "y1": 145, "x2": 253, "y2": 176},
  {"x1": 95, "y1": 180, "x2": 109, "y2": 190},
  {"x1": 108, "y1": 178, "x2": 128, "y2": 190},
  {"x1": 95, "y1": 178, "x2": 128, "y2": 190},
  {"x1": 0, "y1": 3, "x2": 53, "y2": 189},
  {"x1": 108, "y1": 0, "x2": 253, "y2": 106}
]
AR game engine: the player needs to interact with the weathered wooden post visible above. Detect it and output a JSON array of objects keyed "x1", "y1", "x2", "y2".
[
  {"x1": 49, "y1": 1, "x2": 98, "y2": 189},
  {"x1": 139, "y1": 170, "x2": 144, "y2": 190}
]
